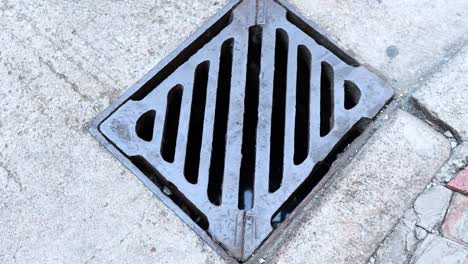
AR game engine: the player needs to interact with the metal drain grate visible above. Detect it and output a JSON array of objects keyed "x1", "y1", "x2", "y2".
[{"x1": 90, "y1": 0, "x2": 393, "y2": 262}]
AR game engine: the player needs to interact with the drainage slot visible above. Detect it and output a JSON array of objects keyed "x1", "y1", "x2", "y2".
[
  {"x1": 344, "y1": 81, "x2": 361, "y2": 110},
  {"x1": 271, "y1": 118, "x2": 370, "y2": 228},
  {"x1": 239, "y1": 25, "x2": 263, "y2": 210},
  {"x1": 161, "y1": 85, "x2": 183, "y2": 162},
  {"x1": 320, "y1": 61, "x2": 334, "y2": 137},
  {"x1": 184, "y1": 61, "x2": 210, "y2": 184},
  {"x1": 208, "y1": 39, "x2": 234, "y2": 206},
  {"x1": 130, "y1": 11, "x2": 233, "y2": 101},
  {"x1": 136, "y1": 110, "x2": 156, "y2": 142},
  {"x1": 269, "y1": 29, "x2": 288, "y2": 193},
  {"x1": 294, "y1": 45, "x2": 311, "y2": 165},
  {"x1": 285, "y1": 11, "x2": 360, "y2": 67},
  {"x1": 130, "y1": 155, "x2": 209, "y2": 230}
]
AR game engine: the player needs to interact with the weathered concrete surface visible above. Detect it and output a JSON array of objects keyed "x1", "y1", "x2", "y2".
[
  {"x1": 410, "y1": 234, "x2": 468, "y2": 264},
  {"x1": 413, "y1": 46, "x2": 468, "y2": 141},
  {"x1": 0, "y1": 0, "x2": 467, "y2": 263},
  {"x1": 0, "y1": 40, "x2": 225, "y2": 264},
  {"x1": 271, "y1": 110, "x2": 450, "y2": 264},
  {"x1": 435, "y1": 143, "x2": 468, "y2": 183},
  {"x1": 0, "y1": 0, "x2": 231, "y2": 113},
  {"x1": 0, "y1": 0, "x2": 229, "y2": 263},
  {"x1": 289, "y1": 0, "x2": 468, "y2": 95},
  {"x1": 413, "y1": 185, "x2": 453, "y2": 232},
  {"x1": 373, "y1": 185, "x2": 467, "y2": 264},
  {"x1": 373, "y1": 209, "x2": 420, "y2": 264},
  {"x1": 442, "y1": 194, "x2": 468, "y2": 246}
]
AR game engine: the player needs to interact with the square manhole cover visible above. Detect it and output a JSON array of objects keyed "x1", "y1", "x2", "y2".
[{"x1": 90, "y1": 0, "x2": 393, "y2": 262}]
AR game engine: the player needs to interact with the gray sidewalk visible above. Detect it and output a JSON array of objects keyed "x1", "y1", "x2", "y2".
[{"x1": 1, "y1": 0, "x2": 467, "y2": 263}]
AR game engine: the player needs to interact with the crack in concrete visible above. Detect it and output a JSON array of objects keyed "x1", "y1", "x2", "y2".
[
  {"x1": 119, "y1": 231, "x2": 131, "y2": 244},
  {"x1": 0, "y1": 161, "x2": 23, "y2": 191},
  {"x1": 37, "y1": 56, "x2": 95, "y2": 104},
  {"x1": 368, "y1": 204, "x2": 426, "y2": 263},
  {"x1": 401, "y1": 38, "x2": 468, "y2": 125},
  {"x1": 16, "y1": 8, "x2": 120, "y2": 89},
  {"x1": 393, "y1": 36, "x2": 467, "y2": 106},
  {"x1": 411, "y1": 96, "x2": 463, "y2": 144},
  {"x1": 11, "y1": 11, "x2": 113, "y2": 110},
  {"x1": 439, "y1": 191, "x2": 455, "y2": 232},
  {"x1": 83, "y1": 249, "x2": 99, "y2": 264},
  {"x1": 413, "y1": 38, "x2": 468, "y2": 88},
  {"x1": 370, "y1": 182, "x2": 460, "y2": 264},
  {"x1": 2, "y1": 18, "x2": 100, "y2": 111}
]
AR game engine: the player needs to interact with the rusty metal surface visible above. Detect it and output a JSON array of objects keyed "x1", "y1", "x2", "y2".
[{"x1": 89, "y1": 0, "x2": 393, "y2": 262}]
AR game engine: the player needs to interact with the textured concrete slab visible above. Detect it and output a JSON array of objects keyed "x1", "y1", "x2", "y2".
[
  {"x1": 270, "y1": 110, "x2": 450, "y2": 264},
  {"x1": 0, "y1": 0, "x2": 230, "y2": 112},
  {"x1": 373, "y1": 209, "x2": 420, "y2": 264},
  {"x1": 410, "y1": 234, "x2": 468, "y2": 264},
  {"x1": 435, "y1": 143, "x2": 468, "y2": 183},
  {"x1": 413, "y1": 46, "x2": 468, "y2": 141},
  {"x1": 288, "y1": 0, "x2": 468, "y2": 94},
  {"x1": 414, "y1": 185, "x2": 453, "y2": 232},
  {"x1": 0, "y1": 0, "x2": 229, "y2": 263},
  {"x1": 0, "y1": 39, "x2": 225, "y2": 264},
  {"x1": 442, "y1": 193, "x2": 468, "y2": 246},
  {"x1": 0, "y1": 0, "x2": 466, "y2": 263}
]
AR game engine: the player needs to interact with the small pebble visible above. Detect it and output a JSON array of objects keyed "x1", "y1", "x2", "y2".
[
  {"x1": 415, "y1": 226, "x2": 428, "y2": 240},
  {"x1": 452, "y1": 159, "x2": 466, "y2": 169},
  {"x1": 162, "y1": 186, "x2": 172, "y2": 196},
  {"x1": 451, "y1": 141, "x2": 457, "y2": 149}
]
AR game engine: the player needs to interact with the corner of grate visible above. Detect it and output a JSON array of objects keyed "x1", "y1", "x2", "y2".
[{"x1": 89, "y1": 0, "x2": 394, "y2": 262}]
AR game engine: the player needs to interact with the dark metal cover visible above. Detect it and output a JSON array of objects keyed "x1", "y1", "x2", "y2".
[{"x1": 90, "y1": 0, "x2": 393, "y2": 262}]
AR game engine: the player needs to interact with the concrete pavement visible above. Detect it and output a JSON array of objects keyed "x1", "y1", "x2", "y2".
[{"x1": 1, "y1": 0, "x2": 467, "y2": 263}]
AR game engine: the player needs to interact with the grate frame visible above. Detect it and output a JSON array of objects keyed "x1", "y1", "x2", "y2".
[{"x1": 89, "y1": 0, "x2": 393, "y2": 262}]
